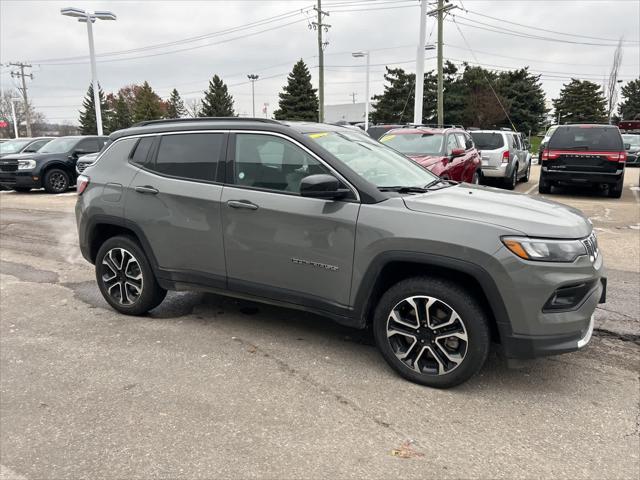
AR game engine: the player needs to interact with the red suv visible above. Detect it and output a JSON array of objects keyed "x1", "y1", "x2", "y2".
[{"x1": 379, "y1": 126, "x2": 482, "y2": 183}]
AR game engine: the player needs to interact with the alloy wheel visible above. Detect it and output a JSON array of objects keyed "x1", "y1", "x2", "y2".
[
  {"x1": 100, "y1": 248, "x2": 144, "y2": 305},
  {"x1": 386, "y1": 296, "x2": 468, "y2": 375},
  {"x1": 49, "y1": 172, "x2": 68, "y2": 192}
]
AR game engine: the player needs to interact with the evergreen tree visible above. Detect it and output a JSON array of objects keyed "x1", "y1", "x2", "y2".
[
  {"x1": 496, "y1": 68, "x2": 547, "y2": 133},
  {"x1": 199, "y1": 75, "x2": 235, "y2": 117},
  {"x1": 370, "y1": 67, "x2": 436, "y2": 124},
  {"x1": 552, "y1": 79, "x2": 607, "y2": 124},
  {"x1": 166, "y1": 88, "x2": 187, "y2": 119},
  {"x1": 273, "y1": 60, "x2": 318, "y2": 121},
  {"x1": 78, "y1": 83, "x2": 108, "y2": 135},
  {"x1": 105, "y1": 92, "x2": 132, "y2": 132},
  {"x1": 617, "y1": 78, "x2": 640, "y2": 120},
  {"x1": 132, "y1": 81, "x2": 164, "y2": 123}
]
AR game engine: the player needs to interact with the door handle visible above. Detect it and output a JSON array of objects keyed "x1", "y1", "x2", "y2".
[
  {"x1": 135, "y1": 185, "x2": 159, "y2": 194},
  {"x1": 227, "y1": 200, "x2": 258, "y2": 210}
]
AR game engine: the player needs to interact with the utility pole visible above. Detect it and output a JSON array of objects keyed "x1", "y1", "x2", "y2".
[
  {"x1": 350, "y1": 92, "x2": 357, "y2": 104},
  {"x1": 313, "y1": 0, "x2": 330, "y2": 123},
  {"x1": 413, "y1": 0, "x2": 428, "y2": 125},
  {"x1": 428, "y1": 0, "x2": 457, "y2": 126},
  {"x1": 9, "y1": 62, "x2": 33, "y2": 136}
]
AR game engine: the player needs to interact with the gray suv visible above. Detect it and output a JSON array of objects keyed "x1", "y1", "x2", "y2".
[
  {"x1": 75, "y1": 118, "x2": 605, "y2": 388},
  {"x1": 470, "y1": 129, "x2": 532, "y2": 189}
]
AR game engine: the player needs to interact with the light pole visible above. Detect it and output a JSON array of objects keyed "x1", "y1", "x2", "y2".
[
  {"x1": 352, "y1": 51, "x2": 370, "y2": 131},
  {"x1": 61, "y1": 7, "x2": 116, "y2": 136},
  {"x1": 10, "y1": 98, "x2": 20, "y2": 138},
  {"x1": 247, "y1": 74, "x2": 259, "y2": 117}
]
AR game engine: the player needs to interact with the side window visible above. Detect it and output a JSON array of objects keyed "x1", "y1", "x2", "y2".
[
  {"x1": 234, "y1": 133, "x2": 331, "y2": 194},
  {"x1": 155, "y1": 133, "x2": 224, "y2": 182},
  {"x1": 455, "y1": 133, "x2": 468, "y2": 150},
  {"x1": 130, "y1": 137, "x2": 155, "y2": 168},
  {"x1": 464, "y1": 133, "x2": 474, "y2": 150},
  {"x1": 76, "y1": 138, "x2": 99, "y2": 153},
  {"x1": 446, "y1": 135, "x2": 460, "y2": 155},
  {"x1": 95, "y1": 138, "x2": 137, "y2": 168},
  {"x1": 25, "y1": 139, "x2": 48, "y2": 152}
]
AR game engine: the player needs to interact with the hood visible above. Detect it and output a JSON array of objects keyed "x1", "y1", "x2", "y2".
[
  {"x1": 408, "y1": 154, "x2": 444, "y2": 168},
  {"x1": 0, "y1": 152, "x2": 36, "y2": 161},
  {"x1": 403, "y1": 184, "x2": 592, "y2": 238}
]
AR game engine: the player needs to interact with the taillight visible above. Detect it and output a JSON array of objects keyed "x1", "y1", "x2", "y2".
[
  {"x1": 77, "y1": 175, "x2": 90, "y2": 195},
  {"x1": 606, "y1": 152, "x2": 626, "y2": 162},
  {"x1": 501, "y1": 151, "x2": 509, "y2": 163},
  {"x1": 541, "y1": 150, "x2": 559, "y2": 161}
]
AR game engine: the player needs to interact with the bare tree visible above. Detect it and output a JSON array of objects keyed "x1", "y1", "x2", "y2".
[
  {"x1": 0, "y1": 89, "x2": 44, "y2": 138},
  {"x1": 606, "y1": 38, "x2": 624, "y2": 123},
  {"x1": 184, "y1": 98, "x2": 201, "y2": 117}
]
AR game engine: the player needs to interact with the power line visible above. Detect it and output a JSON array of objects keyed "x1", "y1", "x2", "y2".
[{"x1": 8, "y1": 62, "x2": 33, "y2": 136}]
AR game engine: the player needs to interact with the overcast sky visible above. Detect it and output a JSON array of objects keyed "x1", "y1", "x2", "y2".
[{"x1": 1, "y1": 0, "x2": 639, "y2": 125}]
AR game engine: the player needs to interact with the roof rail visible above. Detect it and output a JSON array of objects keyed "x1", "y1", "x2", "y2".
[
  {"x1": 404, "y1": 123, "x2": 465, "y2": 129},
  {"x1": 132, "y1": 117, "x2": 283, "y2": 127}
]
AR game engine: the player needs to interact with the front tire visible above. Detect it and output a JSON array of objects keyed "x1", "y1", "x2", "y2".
[
  {"x1": 95, "y1": 235, "x2": 167, "y2": 315},
  {"x1": 373, "y1": 276, "x2": 490, "y2": 388},
  {"x1": 43, "y1": 168, "x2": 70, "y2": 194}
]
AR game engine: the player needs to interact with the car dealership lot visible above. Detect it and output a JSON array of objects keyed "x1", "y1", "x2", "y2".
[{"x1": 1, "y1": 167, "x2": 638, "y2": 479}]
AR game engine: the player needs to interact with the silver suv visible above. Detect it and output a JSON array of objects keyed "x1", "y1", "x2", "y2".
[
  {"x1": 75, "y1": 118, "x2": 605, "y2": 388},
  {"x1": 470, "y1": 129, "x2": 532, "y2": 189}
]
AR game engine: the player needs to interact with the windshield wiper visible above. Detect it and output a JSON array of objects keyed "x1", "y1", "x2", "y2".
[
  {"x1": 378, "y1": 186, "x2": 429, "y2": 193},
  {"x1": 423, "y1": 178, "x2": 458, "y2": 189},
  {"x1": 557, "y1": 145, "x2": 589, "y2": 151}
]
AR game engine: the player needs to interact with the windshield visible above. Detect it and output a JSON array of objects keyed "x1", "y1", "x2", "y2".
[
  {"x1": 39, "y1": 137, "x2": 79, "y2": 154},
  {"x1": 622, "y1": 134, "x2": 640, "y2": 147},
  {"x1": 0, "y1": 139, "x2": 32, "y2": 154},
  {"x1": 470, "y1": 132, "x2": 504, "y2": 150},
  {"x1": 307, "y1": 131, "x2": 437, "y2": 188},
  {"x1": 548, "y1": 126, "x2": 623, "y2": 152},
  {"x1": 379, "y1": 133, "x2": 443, "y2": 156}
]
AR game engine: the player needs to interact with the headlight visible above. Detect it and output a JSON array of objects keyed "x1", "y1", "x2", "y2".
[
  {"x1": 17, "y1": 159, "x2": 36, "y2": 170},
  {"x1": 502, "y1": 236, "x2": 587, "y2": 262}
]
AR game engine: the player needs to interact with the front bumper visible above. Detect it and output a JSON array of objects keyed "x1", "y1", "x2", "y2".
[
  {"x1": 541, "y1": 166, "x2": 624, "y2": 185},
  {"x1": 626, "y1": 153, "x2": 639, "y2": 166},
  {"x1": 0, "y1": 171, "x2": 41, "y2": 189}
]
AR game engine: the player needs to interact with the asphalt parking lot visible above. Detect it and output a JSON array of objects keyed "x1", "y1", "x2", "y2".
[{"x1": 1, "y1": 165, "x2": 638, "y2": 479}]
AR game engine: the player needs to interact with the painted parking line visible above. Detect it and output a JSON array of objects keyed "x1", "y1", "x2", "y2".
[{"x1": 524, "y1": 183, "x2": 539, "y2": 195}]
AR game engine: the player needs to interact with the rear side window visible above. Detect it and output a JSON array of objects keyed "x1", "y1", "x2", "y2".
[
  {"x1": 76, "y1": 138, "x2": 100, "y2": 153},
  {"x1": 130, "y1": 137, "x2": 155, "y2": 168},
  {"x1": 155, "y1": 133, "x2": 224, "y2": 182},
  {"x1": 549, "y1": 126, "x2": 623, "y2": 152},
  {"x1": 469, "y1": 132, "x2": 504, "y2": 150}
]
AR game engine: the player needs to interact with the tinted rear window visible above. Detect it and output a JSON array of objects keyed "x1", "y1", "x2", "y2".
[
  {"x1": 549, "y1": 126, "x2": 623, "y2": 152},
  {"x1": 155, "y1": 133, "x2": 224, "y2": 181},
  {"x1": 469, "y1": 132, "x2": 504, "y2": 150}
]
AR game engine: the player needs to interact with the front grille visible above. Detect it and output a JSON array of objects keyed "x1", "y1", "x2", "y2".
[
  {"x1": 0, "y1": 161, "x2": 17, "y2": 172},
  {"x1": 582, "y1": 232, "x2": 599, "y2": 260},
  {"x1": 76, "y1": 163, "x2": 89, "y2": 173}
]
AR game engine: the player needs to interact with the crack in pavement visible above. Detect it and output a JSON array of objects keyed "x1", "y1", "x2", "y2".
[
  {"x1": 594, "y1": 327, "x2": 640, "y2": 345},
  {"x1": 596, "y1": 305, "x2": 638, "y2": 321},
  {"x1": 0, "y1": 261, "x2": 59, "y2": 284}
]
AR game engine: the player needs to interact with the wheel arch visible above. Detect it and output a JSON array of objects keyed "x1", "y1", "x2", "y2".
[
  {"x1": 42, "y1": 161, "x2": 76, "y2": 185},
  {"x1": 353, "y1": 252, "x2": 510, "y2": 343}
]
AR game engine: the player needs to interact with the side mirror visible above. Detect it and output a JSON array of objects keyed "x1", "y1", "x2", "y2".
[
  {"x1": 450, "y1": 148, "x2": 465, "y2": 158},
  {"x1": 624, "y1": 143, "x2": 631, "y2": 150},
  {"x1": 300, "y1": 174, "x2": 350, "y2": 200}
]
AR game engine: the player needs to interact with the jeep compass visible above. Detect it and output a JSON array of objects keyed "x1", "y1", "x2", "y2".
[{"x1": 76, "y1": 118, "x2": 605, "y2": 388}]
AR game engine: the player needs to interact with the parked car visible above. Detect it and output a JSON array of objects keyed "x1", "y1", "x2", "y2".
[
  {"x1": 367, "y1": 124, "x2": 404, "y2": 140},
  {"x1": 380, "y1": 126, "x2": 482, "y2": 183},
  {"x1": 538, "y1": 125, "x2": 559, "y2": 162},
  {"x1": 76, "y1": 152, "x2": 100, "y2": 175},
  {"x1": 539, "y1": 124, "x2": 626, "y2": 198},
  {"x1": 0, "y1": 137, "x2": 53, "y2": 158},
  {"x1": 469, "y1": 129, "x2": 531, "y2": 189},
  {"x1": 0, "y1": 135, "x2": 107, "y2": 193},
  {"x1": 622, "y1": 134, "x2": 639, "y2": 167},
  {"x1": 76, "y1": 118, "x2": 604, "y2": 388}
]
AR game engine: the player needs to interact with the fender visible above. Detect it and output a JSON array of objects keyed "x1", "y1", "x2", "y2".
[{"x1": 352, "y1": 250, "x2": 512, "y2": 335}]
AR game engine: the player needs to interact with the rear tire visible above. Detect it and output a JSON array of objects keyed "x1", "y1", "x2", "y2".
[
  {"x1": 522, "y1": 161, "x2": 531, "y2": 183},
  {"x1": 538, "y1": 173, "x2": 551, "y2": 194},
  {"x1": 608, "y1": 177, "x2": 623, "y2": 198},
  {"x1": 95, "y1": 235, "x2": 167, "y2": 315},
  {"x1": 504, "y1": 165, "x2": 517, "y2": 190},
  {"x1": 373, "y1": 276, "x2": 490, "y2": 388},
  {"x1": 43, "y1": 168, "x2": 70, "y2": 194}
]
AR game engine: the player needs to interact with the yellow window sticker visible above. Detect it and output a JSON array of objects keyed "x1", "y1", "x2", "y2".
[
  {"x1": 380, "y1": 135, "x2": 395, "y2": 142},
  {"x1": 309, "y1": 132, "x2": 329, "y2": 139}
]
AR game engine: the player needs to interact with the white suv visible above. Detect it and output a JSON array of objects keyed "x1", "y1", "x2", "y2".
[{"x1": 470, "y1": 129, "x2": 531, "y2": 190}]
